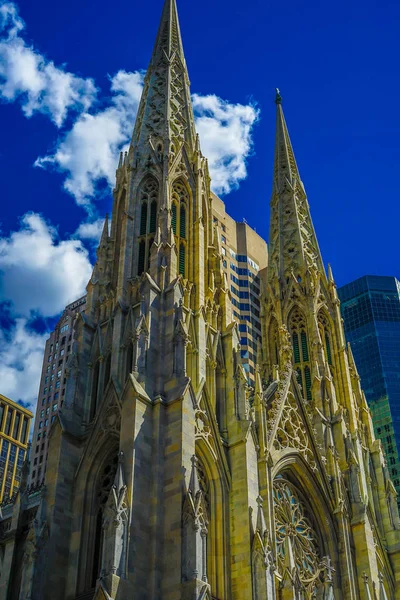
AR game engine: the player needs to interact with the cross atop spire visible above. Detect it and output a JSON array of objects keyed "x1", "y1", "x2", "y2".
[
  {"x1": 273, "y1": 95, "x2": 301, "y2": 189},
  {"x1": 267, "y1": 93, "x2": 325, "y2": 287},
  {"x1": 130, "y1": 0, "x2": 196, "y2": 157}
]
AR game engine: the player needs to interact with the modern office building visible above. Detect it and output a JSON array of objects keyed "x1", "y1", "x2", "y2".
[
  {"x1": 29, "y1": 295, "x2": 86, "y2": 487},
  {"x1": 338, "y1": 275, "x2": 400, "y2": 501},
  {"x1": 0, "y1": 394, "x2": 32, "y2": 502},
  {"x1": 211, "y1": 193, "x2": 268, "y2": 381}
]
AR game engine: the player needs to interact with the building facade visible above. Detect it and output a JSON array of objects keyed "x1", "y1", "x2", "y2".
[
  {"x1": 1, "y1": 1, "x2": 400, "y2": 599},
  {"x1": 29, "y1": 296, "x2": 86, "y2": 487},
  {"x1": 212, "y1": 193, "x2": 267, "y2": 381},
  {"x1": 339, "y1": 275, "x2": 400, "y2": 505},
  {"x1": 0, "y1": 394, "x2": 32, "y2": 502}
]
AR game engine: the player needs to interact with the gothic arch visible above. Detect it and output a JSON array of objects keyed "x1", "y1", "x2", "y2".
[
  {"x1": 171, "y1": 178, "x2": 190, "y2": 278},
  {"x1": 75, "y1": 440, "x2": 120, "y2": 595},
  {"x1": 136, "y1": 176, "x2": 159, "y2": 276},
  {"x1": 271, "y1": 456, "x2": 339, "y2": 598},
  {"x1": 195, "y1": 438, "x2": 230, "y2": 599},
  {"x1": 288, "y1": 307, "x2": 312, "y2": 401}
]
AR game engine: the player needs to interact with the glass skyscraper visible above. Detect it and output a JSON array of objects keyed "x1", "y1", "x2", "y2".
[{"x1": 338, "y1": 275, "x2": 400, "y2": 504}]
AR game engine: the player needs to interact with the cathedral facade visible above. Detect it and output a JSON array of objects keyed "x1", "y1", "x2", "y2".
[{"x1": 1, "y1": 0, "x2": 400, "y2": 598}]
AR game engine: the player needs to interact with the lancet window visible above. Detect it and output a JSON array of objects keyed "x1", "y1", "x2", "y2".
[
  {"x1": 318, "y1": 312, "x2": 333, "y2": 369},
  {"x1": 289, "y1": 309, "x2": 312, "y2": 401},
  {"x1": 137, "y1": 177, "x2": 159, "y2": 275},
  {"x1": 171, "y1": 181, "x2": 189, "y2": 276}
]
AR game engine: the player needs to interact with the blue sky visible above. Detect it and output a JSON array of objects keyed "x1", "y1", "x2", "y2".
[{"x1": 0, "y1": 0, "x2": 400, "y2": 408}]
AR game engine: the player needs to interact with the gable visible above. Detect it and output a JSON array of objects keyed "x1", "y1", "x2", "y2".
[
  {"x1": 74, "y1": 382, "x2": 121, "y2": 480},
  {"x1": 266, "y1": 369, "x2": 330, "y2": 490}
]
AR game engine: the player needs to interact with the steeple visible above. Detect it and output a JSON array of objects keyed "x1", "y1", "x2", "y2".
[
  {"x1": 99, "y1": 214, "x2": 109, "y2": 249},
  {"x1": 268, "y1": 91, "x2": 325, "y2": 287},
  {"x1": 151, "y1": 0, "x2": 185, "y2": 63},
  {"x1": 131, "y1": 0, "x2": 196, "y2": 158}
]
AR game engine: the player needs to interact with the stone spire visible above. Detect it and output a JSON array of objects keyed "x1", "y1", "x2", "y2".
[
  {"x1": 268, "y1": 90, "x2": 325, "y2": 286},
  {"x1": 130, "y1": 0, "x2": 196, "y2": 156},
  {"x1": 99, "y1": 214, "x2": 109, "y2": 250}
]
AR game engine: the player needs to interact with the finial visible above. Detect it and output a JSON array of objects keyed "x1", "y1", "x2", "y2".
[
  {"x1": 275, "y1": 88, "x2": 282, "y2": 105},
  {"x1": 327, "y1": 263, "x2": 335, "y2": 283}
]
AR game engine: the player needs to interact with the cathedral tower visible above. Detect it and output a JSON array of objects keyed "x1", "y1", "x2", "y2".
[
  {"x1": 258, "y1": 90, "x2": 400, "y2": 598},
  {"x1": 13, "y1": 1, "x2": 237, "y2": 599},
  {"x1": 2, "y1": 4, "x2": 400, "y2": 600}
]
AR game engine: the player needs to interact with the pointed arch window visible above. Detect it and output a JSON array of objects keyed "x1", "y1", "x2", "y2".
[
  {"x1": 147, "y1": 237, "x2": 154, "y2": 270},
  {"x1": 149, "y1": 201, "x2": 157, "y2": 233},
  {"x1": 273, "y1": 476, "x2": 329, "y2": 597},
  {"x1": 137, "y1": 177, "x2": 159, "y2": 275},
  {"x1": 179, "y1": 242, "x2": 186, "y2": 276},
  {"x1": 172, "y1": 180, "x2": 189, "y2": 277},
  {"x1": 171, "y1": 203, "x2": 177, "y2": 234},
  {"x1": 180, "y1": 204, "x2": 186, "y2": 239},
  {"x1": 138, "y1": 240, "x2": 146, "y2": 276},
  {"x1": 289, "y1": 309, "x2": 312, "y2": 401},
  {"x1": 140, "y1": 203, "x2": 147, "y2": 236}
]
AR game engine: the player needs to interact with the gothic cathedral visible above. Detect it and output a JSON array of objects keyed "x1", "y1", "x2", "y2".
[{"x1": 2, "y1": 0, "x2": 400, "y2": 599}]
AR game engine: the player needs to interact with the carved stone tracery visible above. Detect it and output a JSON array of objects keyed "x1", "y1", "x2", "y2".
[
  {"x1": 272, "y1": 392, "x2": 317, "y2": 471},
  {"x1": 273, "y1": 478, "x2": 322, "y2": 597}
]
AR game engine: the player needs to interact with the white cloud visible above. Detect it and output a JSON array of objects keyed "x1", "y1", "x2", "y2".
[
  {"x1": 0, "y1": 1, "x2": 23, "y2": 37},
  {"x1": 0, "y1": 212, "x2": 93, "y2": 317},
  {"x1": 35, "y1": 70, "x2": 144, "y2": 206},
  {"x1": 75, "y1": 218, "x2": 105, "y2": 242},
  {"x1": 0, "y1": 1, "x2": 96, "y2": 126},
  {"x1": 36, "y1": 81, "x2": 259, "y2": 205},
  {"x1": 0, "y1": 319, "x2": 47, "y2": 410},
  {"x1": 1, "y1": 3, "x2": 260, "y2": 206},
  {"x1": 192, "y1": 94, "x2": 259, "y2": 195}
]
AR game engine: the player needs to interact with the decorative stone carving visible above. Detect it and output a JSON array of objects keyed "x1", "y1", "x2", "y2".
[
  {"x1": 273, "y1": 478, "x2": 327, "y2": 597},
  {"x1": 182, "y1": 457, "x2": 209, "y2": 586},
  {"x1": 99, "y1": 396, "x2": 121, "y2": 436},
  {"x1": 174, "y1": 300, "x2": 189, "y2": 377},
  {"x1": 195, "y1": 410, "x2": 213, "y2": 450},
  {"x1": 278, "y1": 324, "x2": 292, "y2": 368},
  {"x1": 252, "y1": 497, "x2": 276, "y2": 599},
  {"x1": 101, "y1": 452, "x2": 129, "y2": 579},
  {"x1": 272, "y1": 392, "x2": 317, "y2": 470}
]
